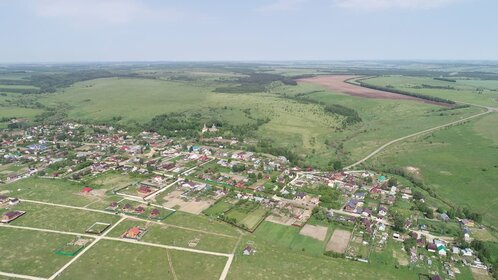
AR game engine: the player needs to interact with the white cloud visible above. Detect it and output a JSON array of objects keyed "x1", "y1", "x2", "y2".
[
  {"x1": 258, "y1": 0, "x2": 308, "y2": 12},
  {"x1": 334, "y1": 0, "x2": 459, "y2": 10},
  {"x1": 33, "y1": 0, "x2": 182, "y2": 24}
]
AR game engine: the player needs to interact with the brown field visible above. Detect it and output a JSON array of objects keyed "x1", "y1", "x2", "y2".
[
  {"x1": 326, "y1": 229, "x2": 351, "y2": 253},
  {"x1": 298, "y1": 75, "x2": 444, "y2": 105},
  {"x1": 471, "y1": 268, "x2": 493, "y2": 280},
  {"x1": 162, "y1": 190, "x2": 214, "y2": 215},
  {"x1": 299, "y1": 224, "x2": 328, "y2": 241}
]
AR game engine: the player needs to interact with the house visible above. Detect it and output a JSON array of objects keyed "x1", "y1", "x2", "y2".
[
  {"x1": 135, "y1": 206, "x2": 145, "y2": 214},
  {"x1": 430, "y1": 276, "x2": 442, "y2": 280},
  {"x1": 107, "y1": 202, "x2": 119, "y2": 211},
  {"x1": 150, "y1": 209, "x2": 160, "y2": 218},
  {"x1": 378, "y1": 206, "x2": 388, "y2": 217},
  {"x1": 0, "y1": 195, "x2": 8, "y2": 203},
  {"x1": 427, "y1": 243, "x2": 437, "y2": 253},
  {"x1": 437, "y1": 245, "x2": 447, "y2": 256},
  {"x1": 344, "y1": 199, "x2": 358, "y2": 212},
  {"x1": 122, "y1": 226, "x2": 143, "y2": 240},
  {"x1": 122, "y1": 204, "x2": 132, "y2": 212},
  {"x1": 362, "y1": 208, "x2": 372, "y2": 217},
  {"x1": 81, "y1": 187, "x2": 93, "y2": 194},
  {"x1": 8, "y1": 198, "x2": 19, "y2": 206},
  {"x1": 138, "y1": 185, "x2": 152, "y2": 194},
  {"x1": 440, "y1": 213, "x2": 450, "y2": 222},
  {"x1": 243, "y1": 246, "x2": 254, "y2": 256},
  {"x1": 1, "y1": 210, "x2": 26, "y2": 223}
]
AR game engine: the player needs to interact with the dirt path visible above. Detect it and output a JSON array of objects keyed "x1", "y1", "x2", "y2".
[
  {"x1": 345, "y1": 107, "x2": 493, "y2": 169},
  {"x1": 166, "y1": 250, "x2": 178, "y2": 280},
  {"x1": 0, "y1": 271, "x2": 46, "y2": 280}
]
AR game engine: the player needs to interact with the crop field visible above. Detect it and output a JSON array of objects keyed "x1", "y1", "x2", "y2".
[
  {"x1": 368, "y1": 112, "x2": 498, "y2": 227},
  {"x1": 0, "y1": 227, "x2": 76, "y2": 278},
  {"x1": 362, "y1": 75, "x2": 498, "y2": 107},
  {"x1": 57, "y1": 240, "x2": 227, "y2": 280}
]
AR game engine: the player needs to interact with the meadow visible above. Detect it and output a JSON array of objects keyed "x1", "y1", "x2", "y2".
[
  {"x1": 107, "y1": 219, "x2": 238, "y2": 253},
  {"x1": 57, "y1": 240, "x2": 227, "y2": 280},
  {"x1": 0, "y1": 227, "x2": 76, "y2": 278},
  {"x1": 368, "y1": 112, "x2": 498, "y2": 227},
  {"x1": 361, "y1": 75, "x2": 498, "y2": 107}
]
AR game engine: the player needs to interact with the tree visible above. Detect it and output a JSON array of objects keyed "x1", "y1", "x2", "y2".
[{"x1": 333, "y1": 160, "x2": 342, "y2": 171}]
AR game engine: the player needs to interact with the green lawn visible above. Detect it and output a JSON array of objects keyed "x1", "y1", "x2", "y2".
[
  {"x1": 0, "y1": 227, "x2": 78, "y2": 278},
  {"x1": 204, "y1": 200, "x2": 234, "y2": 216}
]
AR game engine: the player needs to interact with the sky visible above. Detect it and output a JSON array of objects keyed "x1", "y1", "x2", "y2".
[{"x1": 1, "y1": 0, "x2": 498, "y2": 62}]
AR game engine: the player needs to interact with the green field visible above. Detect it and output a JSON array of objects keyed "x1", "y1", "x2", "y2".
[
  {"x1": 57, "y1": 240, "x2": 227, "y2": 280},
  {"x1": 0, "y1": 227, "x2": 76, "y2": 278},
  {"x1": 107, "y1": 219, "x2": 238, "y2": 253},
  {"x1": 9, "y1": 202, "x2": 121, "y2": 233},
  {"x1": 2, "y1": 178, "x2": 101, "y2": 207},
  {"x1": 225, "y1": 203, "x2": 268, "y2": 231},
  {"x1": 368, "y1": 112, "x2": 498, "y2": 227},
  {"x1": 362, "y1": 75, "x2": 498, "y2": 107}
]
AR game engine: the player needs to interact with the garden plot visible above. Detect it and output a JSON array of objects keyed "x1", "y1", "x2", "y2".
[
  {"x1": 299, "y1": 224, "x2": 328, "y2": 241},
  {"x1": 326, "y1": 229, "x2": 351, "y2": 254}
]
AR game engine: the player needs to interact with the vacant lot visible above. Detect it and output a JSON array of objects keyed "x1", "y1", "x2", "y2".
[
  {"x1": 57, "y1": 240, "x2": 226, "y2": 280},
  {"x1": 0, "y1": 227, "x2": 77, "y2": 278},
  {"x1": 162, "y1": 190, "x2": 215, "y2": 215},
  {"x1": 326, "y1": 229, "x2": 351, "y2": 254},
  {"x1": 9, "y1": 202, "x2": 120, "y2": 233},
  {"x1": 299, "y1": 224, "x2": 328, "y2": 241},
  {"x1": 4, "y1": 177, "x2": 99, "y2": 207}
]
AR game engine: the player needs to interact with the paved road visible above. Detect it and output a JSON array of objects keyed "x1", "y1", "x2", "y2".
[{"x1": 345, "y1": 106, "x2": 494, "y2": 170}]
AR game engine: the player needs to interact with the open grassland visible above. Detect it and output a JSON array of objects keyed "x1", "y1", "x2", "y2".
[
  {"x1": 228, "y1": 233, "x2": 423, "y2": 280},
  {"x1": 368, "y1": 113, "x2": 498, "y2": 227},
  {"x1": 57, "y1": 240, "x2": 226, "y2": 280},
  {"x1": 9, "y1": 202, "x2": 121, "y2": 233},
  {"x1": 0, "y1": 227, "x2": 75, "y2": 278},
  {"x1": 286, "y1": 82, "x2": 483, "y2": 166},
  {"x1": 3, "y1": 177, "x2": 99, "y2": 206},
  {"x1": 362, "y1": 75, "x2": 498, "y2": 107},
  {"x1": 163, "y1": 211, "x2": 241, "y2": 237},
  {"x1": 107, "y1": 219, "x2": 238, "y2": 253}
]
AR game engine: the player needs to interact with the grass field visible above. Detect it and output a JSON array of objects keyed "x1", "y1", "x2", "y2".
[
  {"x1": 285, "y1": 82, "x2": 483, "y2": 165},
  {"x1": 203, "y1": 200, "x2": 234, "y2": 216},
  {"x1": 9, "y1": 202, "x2": 121, "y2": 233},
  {"x1": 107, "y1": 218, "x2": 238, "y2": 253},
  {"x1": 163, "y1": 211, "x2": 240, "y2": 237},
  {"x1": 2, "y1": 178, "x2": 102, "y2": 206},
  {"x1": 225, "y1": 203, "x2": 268, "y2": 231},
  {"x1": 57, "y1": 240, "x2": 227, "y2": 280},
  {"x1": 362, "y1": 75, "x2": 498, "y2": 107},
  {"x1": 0, "y1": 227, "x2": 76, "y2": 278},
  {"x1": 368, "y1": 112, "x2": 498, "y2": 227}
]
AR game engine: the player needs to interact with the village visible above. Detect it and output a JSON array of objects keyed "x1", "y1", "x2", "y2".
[{"x1": 0, "y1": 122, "x2": 495, "y2": 280}]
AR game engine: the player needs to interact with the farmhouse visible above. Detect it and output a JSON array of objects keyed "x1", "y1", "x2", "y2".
[
  {"x1": 1, "y1": 210, "x2": 26, "y2": 223},
  {"x1": 122, "y1": 226, "x2": 147, "y2": 240},
  {"x1": 81, "y1": 186, "x2": 93, "y2": 194},
  {"x1": 243, "y1": 246, "x2": 254, "y2": 256}
]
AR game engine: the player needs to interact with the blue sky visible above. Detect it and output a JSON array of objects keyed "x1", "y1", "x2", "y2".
[{"x1": 1, "y1": 0, "x2": 497, "y2": 62}]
